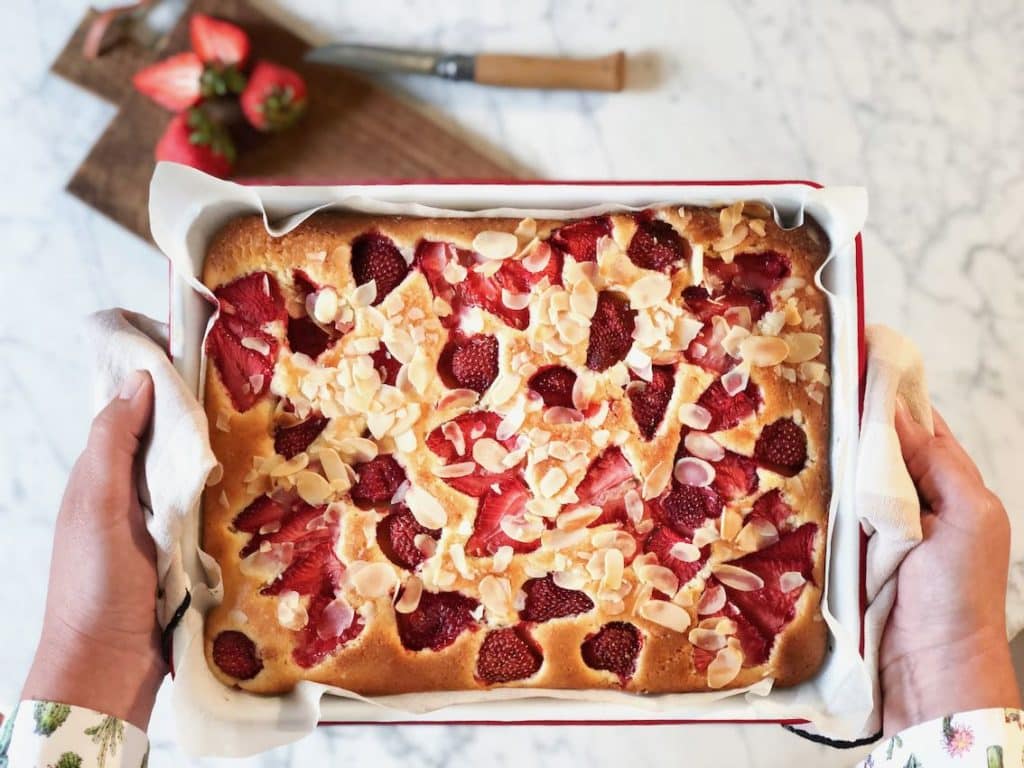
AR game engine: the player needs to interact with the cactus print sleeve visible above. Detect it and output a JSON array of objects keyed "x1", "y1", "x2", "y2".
[
  {"x1": 857, "y1": 709, "x2": 1024, "y2": 767},
  {"x1": 0, "y1": 701, "x2": 148, "y2": 768}
]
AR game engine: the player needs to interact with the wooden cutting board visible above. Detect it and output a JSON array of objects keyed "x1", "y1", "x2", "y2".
[{"x1": 51, "y1": 0, "x2": 517, "y2": 244}]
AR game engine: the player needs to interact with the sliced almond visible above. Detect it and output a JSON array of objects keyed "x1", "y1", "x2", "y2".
[
  {"x1": 783, "y1": 333, "x2": 823, "y2": 363},
  {"x1": 711, "y1": 563, "x2": 765, "y2": 591},
  {"x1": 413, "y1": 533, "x2": 437, "y2": 558},
  {"x1": 689, "y1": 627, "x2": 727, "y2": 652},
  {"x1": 684, "y1": 432, "x2": 725, "y2": 462},
  {"x1": 780, "y1": 570, "x2": 807, "y2": 593},
  {"x1": 543, "y1": 406, "x2": 584, "y2": 426},
  {"x1": 473, "y1": 438, "x2": 510, "y2": 474},
  {"x1": 501, "y1": 288, "x2": 532, "y2": 310},
  {"x1": 312, "y1": 288, "x2": 340, "y2": 324},
  {"x1": 697, "y1": 583, "x2": 727, "y2": 615},
  {"x1": 491, "y1": 545, "x2": 514, "y2": 573},
  {"x1": 739, "y1": 335, "x2": 789, "y2": 367},
  {"x1": 720, "y1": 507, "x2": 744, "y2": 541},
  {"x1": 473, "y1": 230, "x2": 518, "y2": 261},
  {"x1": 542, "y1": 527, "x2": 588, "y2": 550},
  {"x1": 276, "y1": 590, "x2": 308, "y2": 630},
  {"x1": 271, "y1": 452, "x2": 310, "y2": 477},
  {"x1": 539, "y1": 466, "x2": 568, "y2": 498},
  {"x1": 624, "y1": 490, "x2": 644, "y2": 525},
  {"x1": 640, "y1": 600, "x2": 691, "y2": 632},
  {"x1": 692, "y1": 524, "x2": 720, "y2": 549},
  {"x1": 628, "y1": 273, "x2": 672, "y2": 309},
  {"x1": 395, "y1": 577, "x2": 423, "y2": 613},
  {"x1": 735, "y1": 518, "x2": 780, "y2": 552},
  {"x1": 707, "y1": 641, "x2": 743, "y2": 688},
  {"x1": 669, "y1": 541, "x2": 702, "y2": 563},
  {"x1": 295, "y1": 470, "x2": 332, "y2": 504},
  {"x1": 405, "y1": 485, "x2": 447, "y2": 529},
  {"x1": 601, "y1": 547, "x2": 625, "y2": 591},
  {"x1": 636, "y1": 563, "x2": 680, "y2": 596},
  {"x1": 522, "y1": 242, "x2": 551, "y2": 273},
  {"x1": 434, "y1": 461, "x2": 476, "y2": 479},
  {"x1": 351, "y1": 280, "x2": 378, "y2": 307},
  {"x1": 479, "y1": 575, "x2": 513, "y2": 617},
  {"x1": 592, "y1": 529, "x2": 638, "y2": 560},
  {"x1": 557, "y1": 503, "x2": 603, "y2": 530},
  {"x1": 352, "y1": 562, "x2": 398, "y2": 598},
  {"x1": 499, "y1": 512, "x2": 545, "y2": 543},
  {"x1": 673, "y1": 457, "x2": 716, "y2": 487},
  {"x1": 241, "y1": 336, "x2": 271, "y2": 356},
  {"x1": 677, "y1": 403, "x2": 712, "y2": 431},
  {"x1": 515, "y1": 217, "x2": 538, "y2": 241},
  {"x1": 721, "y1": 362, "x2": 750, "y2": 397},
  {"x1": 206, "y1": 462, "x2": 224, "y2": 486},
  {"x1": 643, "y1": 458, "x2": 673, "y2": 500}
]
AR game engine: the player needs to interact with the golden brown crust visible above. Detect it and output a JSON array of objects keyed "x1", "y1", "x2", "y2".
[{"x1": 201, "y1": 202, "x2": 831, "y2": 696}]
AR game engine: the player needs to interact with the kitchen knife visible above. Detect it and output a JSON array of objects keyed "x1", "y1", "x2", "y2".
[{"x1": 305, "y1": 43, "x2": 625, "y2": 92}]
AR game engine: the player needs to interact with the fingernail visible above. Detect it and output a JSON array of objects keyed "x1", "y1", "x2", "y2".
[
  {"x1": 894, "y1": 395, "x2": 907, "y2": 416},
  {"x1": 119, "y1": 370, "x2": 147, "y2": 400}
]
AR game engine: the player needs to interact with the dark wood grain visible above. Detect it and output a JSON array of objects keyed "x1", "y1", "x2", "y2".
[{"x1": 56, "y1": 0, "x2": 517, "y2": 244}]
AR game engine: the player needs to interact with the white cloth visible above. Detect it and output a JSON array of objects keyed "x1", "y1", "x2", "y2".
[
  {"x1": 854, "y1": 325, "x2": 933, "y2": 736},
  {"x1": 85, "y1": 309, "x2": 218, "y2": 629}
]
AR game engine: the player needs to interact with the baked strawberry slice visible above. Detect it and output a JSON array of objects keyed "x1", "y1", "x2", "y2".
[
  {"x1": 287, "y1": 316, "x2": 333, "y2": 359},
  {"x1": 205, "y1": 315, "x2": 277, "y2": 412},
  {"x1": 350, "y1": 454, "x2": 407, "y2": 509},
  {"x1": 132, "y1": 51, "x2": 203, "y2": 111},
  {"x1": 718, "y1": 523, "x2": 818, "y2": 663},
  {"x1": 749, "y1": 489, "x2": 795, "y2": 530},
  {"x1": 496, "y1": 241, "x2": 563, "y2": 289},
  {"x1": 682, "y1": 285, "x2": 769, "y2": 324},
  {"x1": 261, "y1": 540, "x2": 342, "y2": 597},
  {"x1": 476, "y1": 625, "x2": 543, "y2": 683},
  {"x1": 696, "y1": 379, "x2": 762, "y2": 432},
  {"x1": 528, "y1": 365, "x2": 577, "y2": 408},
  {"x1": 232, "y1": 495, "x2": 286, "y2": 534},
  {"x1": 273, "y1": 414, "x2": 329, "y2": 459},
  {"x1": 643, "y1": 525, "x2": 708, "y2": 585},
  {"x1": 548, "y1": 216, "x2": 612, "y2": 262},
  {"x1": 371, "y1": 345, "x2": 402, "y2": 385},
  {"x1": 438, "y1": 333, "x2": 499, "y2": 394},
  {"x1": 414, "y1": 240, "x2": 460, "y2": 305},
  {"x1": 212, "y1": 630, "x2": 263, "y2": 680},
  {"x1": 580, "y1": 621, "x2": 643, "y2": 682},
  {"x1": 684, "y1": 322, "x2": 736, "y2": 374},
  {"x1": 628, "y1": 365, "x2": 675, "y2": 440},
  {"x1": 520, "y1": 574, "x2": 594, "y2": 623},
  {"x1": 655, "y1": 482, "x2": 723, "y2": 536},
  {"x1": 626, "y1": 215, "x2": 688, "y2": 272},
  {"x1": 466, "y1": 477, "x2": 541, "y2": 557},
  {"x1": 691, "y1": 600, "x2": 771, "y2": 671},
  {"x1": 426, "y1": 411, "x2": 520, "y2": 497},
  {"x1": 350, "y1": 231, "x2": 410, "y2": 305},
  {"x1": 237, "y1": 498, "x2": 324, "y2": 557},
  {"x1": 564, "y1": 447, "x2": 640, "y2": 528},
  {"x1": 586, "y1": 291, "x2": 636, "y2": 372},
  {"x1": 754, "y1": 418, "x2": 808, "y2": 477},
  {"x1": 377, "y1": 506, "x2": 441, "y2": 570},
  {"x1": 711, "y1": 450, "x2": 759, "y2": 500},
  {"x1": 293, "y1": 592, "x2": 365, "y2": 669},
  {"x1": 729, "y1": 251, "x2": 792, "y2": 294},
  {"x1": 455, "y1": 269, "x2": 529, "y2": 330},
  {"x1": 395, "y1": 589, "x2": 480, "y2": 652},
  {"x1": 214, "y1": 272, "x2": 286, "y2": 326}
]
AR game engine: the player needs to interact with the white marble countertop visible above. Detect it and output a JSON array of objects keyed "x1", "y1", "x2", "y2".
[{"x1": 1, "y1": 0, "x2": 1022, "y2": 765}]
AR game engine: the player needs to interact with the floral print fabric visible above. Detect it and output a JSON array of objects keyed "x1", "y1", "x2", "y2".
[
  {"x1": 0, "y1": 701, "x2": 147, "y2": 768},
  {"x1": 859, "y1": 709, "x2": 1024, "y2": 767}
]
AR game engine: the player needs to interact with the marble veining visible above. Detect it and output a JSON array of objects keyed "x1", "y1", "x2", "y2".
[{"x1": 1, "y1": 0, "x2": 1021, "y2": 765}]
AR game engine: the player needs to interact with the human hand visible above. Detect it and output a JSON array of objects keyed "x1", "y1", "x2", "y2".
[
  {"x1": 23, "y1": 371, "x2": 165, "y2": 730},
  {"x1": 881, "y1": 399, "x2": 1019, "y2": 733}
]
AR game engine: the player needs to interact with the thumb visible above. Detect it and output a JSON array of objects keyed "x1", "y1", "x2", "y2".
[{"x1": 86, "y1": 370, "x2": 155, "y2": 471}]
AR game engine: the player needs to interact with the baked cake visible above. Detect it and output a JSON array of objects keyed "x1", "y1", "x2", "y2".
[{"x1": 200, "y1": 202, "x2": 832, "y2": 696}]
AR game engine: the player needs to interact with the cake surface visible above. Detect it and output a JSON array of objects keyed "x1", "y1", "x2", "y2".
[{"x1": 200, "y1": 203, "x2": 832, "y2": 696}]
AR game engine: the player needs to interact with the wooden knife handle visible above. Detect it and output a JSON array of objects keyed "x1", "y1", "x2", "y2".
[{"x1": 474, "y1": 52, "x2": 625, "y2": 92}]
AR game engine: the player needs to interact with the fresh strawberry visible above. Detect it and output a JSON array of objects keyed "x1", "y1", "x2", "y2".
[
  {"x1": 566, "y1": 447, "x2": 640, "y2": 528},
  {"x1": 528, "y1": 365, "x2": 577, "y2": 408},
  {"x1": 232, "y1": 495, "x2": 285, "y2": 534},
  {"x1": 684, "y1": 322, "x2": 736, "y2": 374},
  {"x1": 754, "y1": 418, "x2": 808, "y2": 477},
  {"x1": 580, "y1": 621, "x2": 642, "y2": 681},
  {"x1": 293, "y1": 592, "x2": 364, "y2": 669},
  {"x1": 190, "y1": 13, "x2": 250, "y2": 68},
  {"x1": 215, "y1": 272, "x2": 286, "y2": 326},
  {"x1": 350, "y1": 454, "x2": 406, "y2": 509},
  {"x1": 626, "y1": 215, "x2": 688, "y2": 272},
  {"x1": 287, "y1": 316, "x2": 333, "y2": 359},
  {"x1": 586, "y1": 291, "x2": 636, "y2": 372},
  {"x1": 520, "y1": 574, "x2": 594, "y2": 622},
  {"x1": 371, "y1": 345, "x2": 402, "y2": 385},
  {"x1": 155, "y1": 106, "x2": 236, "y2": 178},
  {"x1": 205, "y1": 315, "x2": 276, "y2": 412},
  {"x1": 261, "y1": 541, "x2": 341, "y2": 597},
  {"x1": 377, "y1": 506, "x2": 440, "y2": 570},
  {"x1": 476, "y1": 625, "x2": 543, "y2": 683},
  {"x1": 628, "y1": 365, "x2": 675, "y2": 440},
  {"x1": 643, "y1": 525, "x2": 708, "y2": 585},
  {"x1": 749, "y1": 489, "x2": 794, "y2": 529},
  {"x1": 656, "y1": 483, "x2": 722, "y2": 536},
  {"x1": 426, "y1": 411, "x2": 520, "y2": 497},
  {"x1": 212, "y1": 630, "x2": 263, "y2": 679},
  {"x1": 240, "y1": 60, "x2": 307, "y2": 132},
  {"x1": 349, "y1": 231, "x2": 409, "y2": 305},
  {"x1": 711, "y1": 450, "x2": 759, "y2": 500},
  {"x1": 466, "y1": 477, "x2": 541, "y2": 557},
  {"x1": 273, "y1": 415, "x2": 329, "y2": 459},
  {"x1": 718, "y1": 523, "x2": 817, "y2": 661},
  {"x1": 394, "y1": 589, "x2": 480, "y2": 651},
  {"x1": 133, "y1": 52, "x2": 203, "y2": 111},
  {"x1": 438, "y1": 333, "x2": 499, "y2": 394},
  {"x1": 548, "y1": 216, "x2": 612, "y2": 262},
  {"x1": 696, "y1": 379, "x2": 762, "y2": 432}
]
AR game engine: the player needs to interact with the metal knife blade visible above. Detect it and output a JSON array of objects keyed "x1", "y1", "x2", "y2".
[{"x1": 304, "y1": 44, "x2": 475, "y2": 81}]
